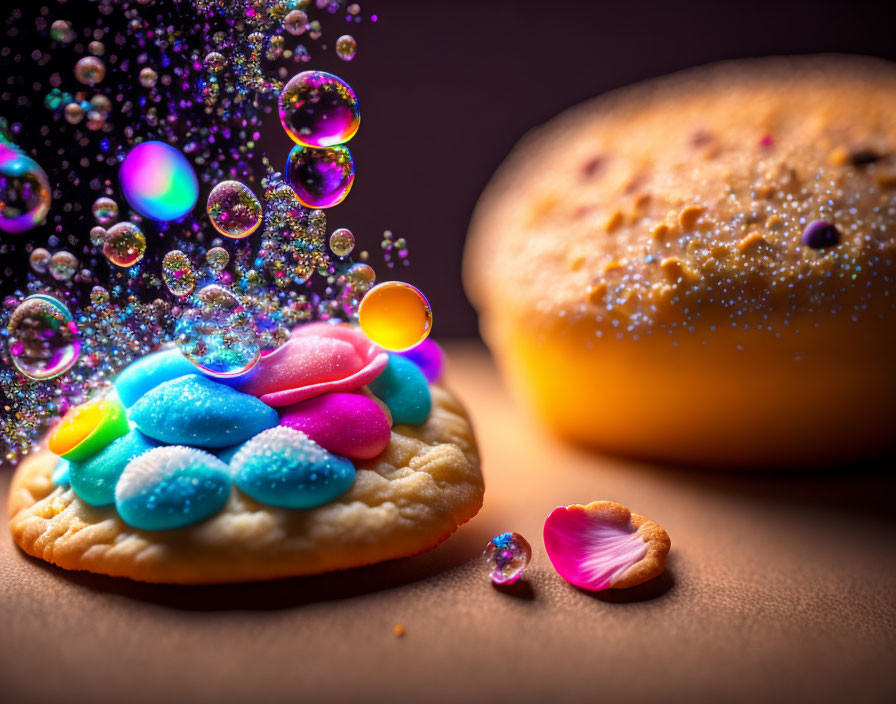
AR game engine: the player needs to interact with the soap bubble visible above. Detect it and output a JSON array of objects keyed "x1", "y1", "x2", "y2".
[
  {"x1": 345, "y1": 262, "x2": 375, "y2": 293},
  {"x1": 74, "y1": 56, "x2": 106, "y2": 86},
  {"x1": 139, "y1": 67, "x2": 158, "y2": 88},
  {"x1": 89, "y1": 226, "x2": 107, "y2": 247},
  {"x1": 358, "y1": 281, "x2": 433, "y2": 351},
  {"x1": 64, "y1": 103, "x2": 85, "y2": 125},
  {"x1": 162, "y1": 250, "x2": 196, "y2": 297},
  {"x1": 92, "y1": 197, "x2": 119, "y2": 225},
  {"x1": 482, "y1": 533, "x2": 532, "y2": 586},
  {"x1": 50, "y1": 19, "x2": 75, "y2": 44},
  {"x1": 329, "y1": 227, "x2": 355, "y2": 257},
  {"x1": 6, "y1": 294, "x2": 80, "y2": 380},
  {"x1": 0, "y1": 151, "x2": 51, "y2": 233},
  {"x1": 206, "y1": 246, "x2": 229, "y2": 271},
  {"x1": 29, "y1": 247, "x2": 51, "y2": 274},
  {"x1": 278, "y1": 71, "x2": 360, "y2": 147},
  {"x1": 204, "y1": 51, "x2": 226, "y2": 72},
  {"x1": 335, "y1": 35, "x2": 357, "y2": 61},
  {"x1": 103, "y1": 222, "x2": 146, "y2": 267},
  {"x1": 285, "y1": 144, "x2": 354, "y2": 209},
  {"x1": 119, "y1": 141, "x2": 198, "y2": 221},
  {"x1": 90, "y1": 286, "x2": 110, "y2": 307},
  {"x1": 283, "y1": 10, "x2": 308, "y2": 35},
  {"x1": 206, "y1": 181, "x2": 262, "y2": 238},
  {"x1": 176, "y1": 284, "x2": 260, "y2": 378},
  {"x1": 49, "y1": 250, "x2": 79, "y2": 281}
]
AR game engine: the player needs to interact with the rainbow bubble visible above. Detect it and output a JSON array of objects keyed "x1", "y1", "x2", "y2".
[
  {"x1": 119, "y1": 141, "x2": 198, "y2": 221},
  {"x1": 0, "y1": 149, "x2": 51, "y2": 234},
  {"x1": 278, "y1": 71, "x2": 360, "y2": 147},
  {"x1": 358, "y1": 281, "x2": 433, "y2": 351},
  {"x1": 286, "y1": 144, "x2": 355, "y2": 209},
  {"x1": 7, "y1": 294, "x2": 81, "y2": 380}
]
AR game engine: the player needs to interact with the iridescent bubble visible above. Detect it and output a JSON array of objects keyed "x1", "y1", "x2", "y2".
[
  {"x1": 90, "y1": 286, "x2": 110, "y2": 307},
  {"x1": 358, "y1": 281, "x2": 433, "y2": 351},
  {"x1": 29, "y1": 247, "x2": 50, "y2": 273},
  {"x1": 283, "y1": 10, "x2": 308, "y2": 35},
  {"x1": 74, "y1": 56, "x2": 106, "y2": 86},
  {"x1": 204, "y1": 51, "x2": 226, "y2": 72},
  {"x1": 206, "y1": 181, "x2": 262, "y2": 238},
  {"x1": 49, "y1": 250, "x2": 79, "y2": 281},
  {"x1": 138, "y1": 67, "x2": 158, "y2": 88},
  {"x1": 175, "y1": 284, "x2": 260, "y2": 378},
  {"x1": 50, "y1": 19, "x2": 75, "y2": 44},
  {"x1": 336, "y1": 35, "x2": 357, "y2": 61},
  {"x1": 6, "y1": 294, "x2": 80, "y2": 380},
  {"x1": 64, "y1": 102, "x2": 84, "y2": 124},
  {"x1": 89, "y1": 226, "x2": 107, "y2": 247},
  {"x1": 286, "y1": 144, "x2": 354, "y2": 209},
  {"x1": 345, "y1": 262, "x2": 375, "y2": 293},
  {"x1": 92, "y1": 197, "x2": 119, "y2": 225},
  {"x1": 278, "y1": 71, "x2": 360, "y2": 147},
  {"x1": 162, "y1": 250, "x2": 196, "y2": 297},
  {"x1": 482, "y1": 533, "x2": 532, "y2": 586},
  {"x1": 119, "y1": 141, "x2": 198, "y2": 222},
  {"x1": 206, "y1": 246, "x2": 229, "y2": 271},
  {"x1": 0, "y1": 151, "x2": 51, "y2": 233},
  {"x1": 103, "y1": 222, "x2": 146, "y2": 267},
  {"x1": 329, "y1": 227, "x2": 355, "y2": 257}
]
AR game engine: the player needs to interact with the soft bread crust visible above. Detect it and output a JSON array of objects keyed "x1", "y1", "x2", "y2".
[
  {"x1": 8, "y1": 385, "x2": 483, "y2": 584},
  {"x1": 464, "y1": 55, "x2": 896, "y2": 466}
]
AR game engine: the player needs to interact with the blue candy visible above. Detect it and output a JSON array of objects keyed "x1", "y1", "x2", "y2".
[
  {"x1": 368, "y1": 354, "x2": 432, "y2": 425},
  {"x1": 114, "y1": 347, "x2": 199, "y2": 407},
  {"x1": 130, "y1": 375, "x2": 279, "y2": 448},
  {"x1": 214, "y1": 443, "x2": 245, "y2": 465},
  {"x1": 69, "y1": 429, "x2": 158, "y2": 506},
  {"x1": 51, "y1": 459, "x2": 70, "y2": 487},
  {"x1": 115, "y1": 446, "x2": 232, "y2": 531},
  {"x1": 231, "y1": 427, "x2": 355, "y2": 510}
]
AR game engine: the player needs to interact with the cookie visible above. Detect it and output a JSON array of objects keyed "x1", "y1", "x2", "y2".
[
  {"x1": 464, "y1": 55, "x2": 896, "y2": 466},
  {"x1": 8, "y1": 384, "x2": 482, "y2": 584},
  {"x1": 8, "y1": 324, "x2": 483, "y2": 584}
]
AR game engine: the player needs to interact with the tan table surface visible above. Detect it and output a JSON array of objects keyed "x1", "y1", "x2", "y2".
[{"x1": 2, "y1": 343, "x2": 895, "y2": 704}]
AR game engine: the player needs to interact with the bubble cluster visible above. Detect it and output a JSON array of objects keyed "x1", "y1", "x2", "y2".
[
  {"x1": 207, "y1": 181, "x2": 263, "y2": 238},
  {"x1": 6, "y1": 295, "x2": 81, "y2": 380}
]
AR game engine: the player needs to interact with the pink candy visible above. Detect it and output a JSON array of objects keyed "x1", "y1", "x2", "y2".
[
  {"x1": 543, "y1": 502, "x2": 653, "y2": 591},
  {"x1": 280, "y1": 392, "x2": 391, "y2": 460},
  {"x1": 229, "y1": 322, "x2": 388, "y2": 407}
]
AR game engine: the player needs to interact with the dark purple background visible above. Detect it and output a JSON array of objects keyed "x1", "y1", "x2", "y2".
[{"x1": 309, "y1": 0, "x2": 896, "y2": 337}]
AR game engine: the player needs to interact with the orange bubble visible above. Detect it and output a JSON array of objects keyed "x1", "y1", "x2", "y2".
[{"x1": 358, "y1": 282, "x2": 432, "y2": 351}]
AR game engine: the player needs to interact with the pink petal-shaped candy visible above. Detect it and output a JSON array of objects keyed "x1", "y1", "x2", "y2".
[
  {"x1": 279, "y1": 392, "x2": 391, "y2": 460},
  {"x1": 543, "y1": 501, "x2": 670, "y2": 591},
  {"x1": 229, "y1": 322, "x2": 388, "y2": 407}
]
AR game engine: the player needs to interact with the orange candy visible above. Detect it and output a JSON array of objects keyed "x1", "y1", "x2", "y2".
[{"x1": 48, "y1": 394, "x2": 129, "y2": 461}]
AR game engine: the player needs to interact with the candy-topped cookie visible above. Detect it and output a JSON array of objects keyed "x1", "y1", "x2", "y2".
[
  {"x1": 7, "y1": 323, "x2": 483, "y2": 584},
  {"x1": 464, "y1": 55, "x2": 896, "y2": 467}
]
